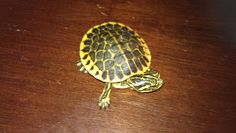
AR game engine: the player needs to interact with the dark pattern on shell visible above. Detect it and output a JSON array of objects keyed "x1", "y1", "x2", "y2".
[
  {"x1": 108, "y1": 69, "x2": 115, "y2": 80},
  {"x1": 84, "y1": 40, "x2": 92, "y2": 45},
  {"x1": 105, "y1": 60, "x2": 115, "y2": 70},
  {"x1": 115, "y1": 66, "x2": 124, "y2": 79},
  {"x1": 92, "y1": 28, "x2": 98, "y2": 34},
  {"x1": 82, "y1": 47, "x2": 90, "y2": 52},
  {"x1": 128, "y1": 60, "x2": 137, "y2": 73},
  {"x1": 124, "y1": 50, "x2": 133, "y2": 59},
  {"x1": 134, "y1": 58, "x2": 143, "y2": 71},
  {"x1": 96, "y1": 51, "x2": 103, "y2": 60},
  {"x1": 102, "y1": 71, "x2": 107, "y2": 80},
  {"x1": 121, "y1": 63, "x2": 131, "y2": 75},
  {"x1": 86, "y1": 60, "x2": 90, "y2": 65},
  {"x1": 89, "y1": 51, "x2": 95, "y2": 62},
  {"x1": 82, "y1": 54, "x2": 88, "y2": 59},
  {"x1": 87, "y1": 33, "x2": 93, "y2": 38},
  {"x1": 133, "y1": 49, "x2": 142, "y2": 57},
  {"x1": 140, "y1": 57, "x2": 147, "y2": 67},
  {"x1": 103, "y1": 51, "x2": 112, "y2": 60},
  {"x1": 95, "y1": 71, "x2": 99, "y2": 75},
  {"x1": 95, "y1": 61, "x2": 103, "y2": 70}
]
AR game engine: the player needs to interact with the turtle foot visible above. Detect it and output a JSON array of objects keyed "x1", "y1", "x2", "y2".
[{"x1": 98, "y1": 98, "x2": 111, "y2": 109}]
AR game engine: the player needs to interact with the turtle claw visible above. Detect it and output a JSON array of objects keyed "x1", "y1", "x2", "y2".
[
  {"x1": 98, "y1": 98, "x2": 111, "y2": 109},
  {"x1": 77, "y1": 61, "x2": 88, "y2": 73}
]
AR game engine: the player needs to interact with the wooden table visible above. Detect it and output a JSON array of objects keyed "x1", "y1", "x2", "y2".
[{"x1": 0, "y1": 0, "x2": 236, "y2": 132}]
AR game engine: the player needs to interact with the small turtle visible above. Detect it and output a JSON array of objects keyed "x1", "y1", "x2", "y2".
[{"x1": 77, "y1": 22, "x2": 163, "y2": 109}]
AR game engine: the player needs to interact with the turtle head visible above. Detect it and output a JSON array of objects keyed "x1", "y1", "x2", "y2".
[{"x1": 127, "y1": 69, "x2": 163, "y2": 93}]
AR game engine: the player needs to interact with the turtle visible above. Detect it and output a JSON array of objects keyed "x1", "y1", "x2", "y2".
[{"x1": 77, "y1": 22, "x2": 163, "y2": 109}]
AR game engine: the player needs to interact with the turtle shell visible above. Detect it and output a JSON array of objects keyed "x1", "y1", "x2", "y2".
[{"x1": 80, "y1": 22, "x2": 151, "y2": 83}]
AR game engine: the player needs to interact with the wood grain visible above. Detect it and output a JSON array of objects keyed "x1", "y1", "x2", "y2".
[{"x1": 0, "y1": 0, "x2": 236, "y2": 132}]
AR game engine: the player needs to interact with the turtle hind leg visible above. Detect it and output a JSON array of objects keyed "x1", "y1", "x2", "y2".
[
  {"x1": 77, "y1": 60, "x2": 88, "y2": 73},
  {"x1": 98, "y1": 82, "x2": 112, "y2": 109}
]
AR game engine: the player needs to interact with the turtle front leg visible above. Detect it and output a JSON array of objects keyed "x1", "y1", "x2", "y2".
[
  {"x1": 99, "y1": 82, "x2": 112, "y2": 109},
  {"x1": 76, "y1": 60, "x2": 87, "y2": 73}
]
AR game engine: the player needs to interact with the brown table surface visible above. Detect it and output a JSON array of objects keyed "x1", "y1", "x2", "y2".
[{"x1": 0, "y1": 0, "x2": 236, "y2": 133}]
